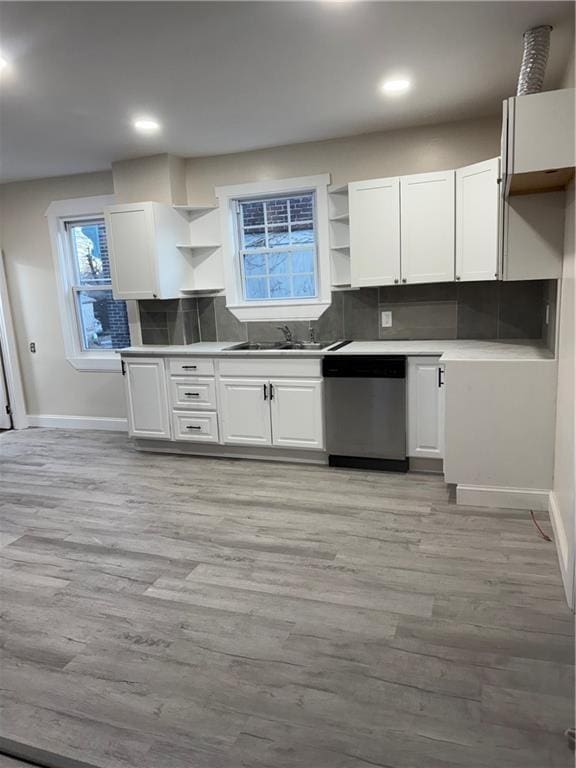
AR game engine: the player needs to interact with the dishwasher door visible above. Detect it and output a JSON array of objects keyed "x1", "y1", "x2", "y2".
[{"x1": 323, "y1": 356, "x2": 407, "y2": 471}]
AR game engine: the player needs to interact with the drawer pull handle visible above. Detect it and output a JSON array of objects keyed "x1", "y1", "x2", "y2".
[
  {"x1": 181, "y1": 365, "x2": 197, "y2": 370},
  {"x1": 184, "y1": 392, "x2": 200, "y2": 397},
  {"x1": 186, "y1": 425, "x2": 202, "y2": 430}
]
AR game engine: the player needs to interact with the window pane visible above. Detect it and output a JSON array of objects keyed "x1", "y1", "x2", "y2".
[
  {"x1": 289, "y1": 195, "x2": 314, "y2": 223},
  {"x1": 265, "y1": 198, "x2": 288, "y2": 225},
  {"x1": 268, "y1": 226, "x2": 289, "y2": 247},
  {"x1": 291, "y1": 250, "x2": 315, "y2": 274},
  {"x1": 290, "y1": 223, "x2": 314, "y2": 245},
  {"x1": 241, "y1": 201, "x2": 264, "y2": 227},
  {"x1": 243, "y1": 253, "x2": 267, "y2": 276},
  {"x1": 293, "y1": 275, "x2": 316, "y2": 298},
  {"x1": 243, "y1": 227, "x2": 266, "y2": 250},
  {"x1": 69, "y1": 220, "x2": 110, "y2": 286},
  {"x1": 269, "y1": 275, "x2": 291, "y2": 298},
  {"x1": 268, "y1": 251, "x2": 290, "y2": 274},
  {"x1": 245, "y1": 277, "x2": 269, "y2": 300},
  {"x1": 76, "y1": 290, "x2": 130, "y2": 350}
]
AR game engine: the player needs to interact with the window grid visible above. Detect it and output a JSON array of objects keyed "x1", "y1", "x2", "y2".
[{"x1": 237, "y1": 194, "x2": 317, "y2": 302}]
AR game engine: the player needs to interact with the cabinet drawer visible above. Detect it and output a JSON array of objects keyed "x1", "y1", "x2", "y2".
[
  {"x1": 172, "y1": 411, "x2": 219, "y2": 443},
  {"x1": 168, "y1": 358, "x2": 215, "y2": 376},
  {"x1": 169, "y1": 378, "x2": 217, "y2": 410}
]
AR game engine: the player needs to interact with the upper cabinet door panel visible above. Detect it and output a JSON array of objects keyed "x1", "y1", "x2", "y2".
[
  {"x1": 400, "y1": 171, "x2": 455, "y2": 284},
  {"x1": 349, "y1": 177, "x2": 401, "y2": 287},
  {"x1": 456, "y1": 158, "x2": 500, "y2": 282},
  {"x1": 106, "y1": 205, "x2": 158, "y2": 300}
]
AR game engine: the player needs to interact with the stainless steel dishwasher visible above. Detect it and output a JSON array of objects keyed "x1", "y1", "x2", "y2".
[{"x1": 322, "y1": 355, "x2": 408, "y2": 472}]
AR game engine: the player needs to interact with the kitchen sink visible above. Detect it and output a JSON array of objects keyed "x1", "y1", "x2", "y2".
[{"x1": 226, "y1": 341, "x2": 335, "y2": 351}]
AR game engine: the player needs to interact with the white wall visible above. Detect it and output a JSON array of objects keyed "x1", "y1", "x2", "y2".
[
  {"x1": 550, "y1": 181, "x2": 575, "y2": 607},
  {"x1": 0, "y1": 171, "x2": 127, "y2": 420}
]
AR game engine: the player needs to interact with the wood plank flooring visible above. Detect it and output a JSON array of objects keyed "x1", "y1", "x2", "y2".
[{"x1": 0, "y1": 428, "x2": 573, "y2": 768}]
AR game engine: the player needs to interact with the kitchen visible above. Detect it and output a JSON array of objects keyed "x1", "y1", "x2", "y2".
[{"x1": 0, "y1": 2, "x2": 574, "y2": 767}]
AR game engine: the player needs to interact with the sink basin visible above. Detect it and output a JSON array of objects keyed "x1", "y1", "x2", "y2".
[{"x1": 226, "y1": 341, "x2": 334, "y2": 351}]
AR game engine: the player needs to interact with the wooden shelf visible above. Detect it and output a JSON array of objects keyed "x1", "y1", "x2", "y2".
[
  {"x1": 508, "y1": 167, "x2": 575, "y2": 196},
  {"x1": 329, "y1": 184, "x2": 349, "y2": 195},
  {"x1": 331, "y1": 243, "x2": 350, "y2": 251},
  {"x1": 173, "y1": 204, "x2": 217, "y2": 220},
  {"x1": 330, "y1": 213, "x2": 349, "y2": 223}
]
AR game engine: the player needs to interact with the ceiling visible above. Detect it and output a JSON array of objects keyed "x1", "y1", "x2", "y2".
[{"x1": 0, "y1": 1, "x2": 573, "y2": 182}]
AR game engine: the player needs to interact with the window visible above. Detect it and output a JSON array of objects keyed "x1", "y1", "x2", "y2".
[
  {"x1": 66, "y1": 219, "x2": 130, "y2": 351},
  {"x1": 217, "y1": 174, "x2": 331, "y2": 322},
  {"x1": 46, "y1": 194, "x2": 137, "y2": 372},
  {"x1": 238, "y1": 194, "x2": 317, "y2": 302}
]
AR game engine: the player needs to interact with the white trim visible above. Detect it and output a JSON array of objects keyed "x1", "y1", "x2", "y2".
[
  {"x1": 27, "y1": 414, "x2": 128, "y2": 431},
  {"x1": 45, "y1": 194, "x2": 126, "y2": 372},
  {"x1": 456, "y1": 484, "x2": 551, "y2": 510},
  {"x1": 0, "y1": 251, "x2": 28, "y2": 429},
  {"x1": 126, "y1": 300, "x2": 142, "y2": 346},
  {"x1": 549, "y1": 491, "x2": 575, "y2": 608},
  {"x1": 215, "y1": 174, "x2": 331, "y2": 322}
]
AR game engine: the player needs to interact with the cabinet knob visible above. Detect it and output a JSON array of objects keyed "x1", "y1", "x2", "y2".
[
  {"x1": 394, "y1": 279, "x2": 399, "y2": 284},
  {"x1": 456, "y1": 276, "x2": 461, "y2": 281},
  {"x1": 402, "y1": 278, "x2": 407, "y2": 284}
]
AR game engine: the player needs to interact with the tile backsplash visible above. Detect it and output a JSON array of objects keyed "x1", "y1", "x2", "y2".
[{"x1": 139, "y1": 280, "x2": 556, "y2": 347}]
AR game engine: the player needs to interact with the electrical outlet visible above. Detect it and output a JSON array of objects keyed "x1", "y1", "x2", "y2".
[{"x1": 381, "y1": 311, "x2": 392, "y2": 328}]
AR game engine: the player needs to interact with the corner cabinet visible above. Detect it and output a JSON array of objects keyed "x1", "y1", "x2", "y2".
[
  {"x1": 407, "y1": 357, "x2": 445, "y2": 459},
  {"x1": 123, "y1": 357, "x2": 171, "y2": 439},
  {"x1": 455, "y1": 158, "x2": 500, "y2": 282},
  {"x1": 105, "y1": 202, "x2": 190, "y2": 299}
]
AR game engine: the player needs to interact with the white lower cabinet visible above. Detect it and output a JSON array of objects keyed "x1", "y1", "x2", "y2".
[
  {"x1": 270, "y1": 379, "x2": 324, "y2": 449},
  {"x1": 407, "y1": 357, "x2": 445, "y2": 459},
  {"x1": 124, "y1": 357, "x2": 171, "y2": 439},
  {"x1": 219, "y1": 378, "x2": 272, "y2": 446}
]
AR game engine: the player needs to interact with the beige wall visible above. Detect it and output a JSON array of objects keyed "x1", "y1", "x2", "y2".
[
  {"x1": 0, "y1": 170, "x2": 128, "y2": 419},
  {"x1": 552, "y1": 181, "x2": 575, "y2": 607},
  {"x1": 112, "y1": 153, "x2": 187, "y2": 204},
  {"x1": 186, "y1": 115, "x2": 501, "y2": 202}
]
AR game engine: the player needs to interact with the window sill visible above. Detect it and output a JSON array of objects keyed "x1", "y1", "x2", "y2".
[
  {"x1": 67, "y1": 354, "x2": 122, "y2": 373},
  {"x1": 226, "y1": 302, "x2": 331, "y2": 323}
]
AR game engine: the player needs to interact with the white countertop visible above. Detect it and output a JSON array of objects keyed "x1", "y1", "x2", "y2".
[{"x1": 120, "y1": 339, "x2": 553, "y2": 362}]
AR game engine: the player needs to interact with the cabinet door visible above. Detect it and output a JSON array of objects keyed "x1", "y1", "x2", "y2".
[
  {"x1": 270, "y1": 379, "x2": 324, "y2": 450},
  {"x1": 105, "y1": 204, "x2": 159, "y2": 300},
  {"x1": 400, "y1": 171, "x2": 455, "y2": 284},
  {"x1": 407, "y1": 357, "x2": 445, "y2": 459},
  {"x1": 124, "y1": 358, "x2": 170, "y2": 439},
  {"x1": 349, "y1": 177, "x2": 401, "y2": 286},
  {"x1": 456, "y1": 158, "x2": 500, "y2": 282},
  {"x1": 219, "y1": 378, "x2": 272, "y2": 446}
]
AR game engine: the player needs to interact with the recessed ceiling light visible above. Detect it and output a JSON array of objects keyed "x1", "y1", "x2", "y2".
[
  {"x1": 132, "y1": 117, "x2": 161, "y2": 135},
  {"x1": 0, "y1": 55, "x2": 9, "y2": 72},
  {"x1": 381, "y1": 78, "x2": 412, "y2": 95}
]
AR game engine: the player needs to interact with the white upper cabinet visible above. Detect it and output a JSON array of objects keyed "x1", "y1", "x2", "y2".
[
  {"x1": 219, "y1": 378, "x2": 272, "y2": 446},
  {"x1": 105, "y1": 202, "x2": 191, "y2": 300},
  {"x1": 270, "y1": 379, "x2": 324, "y2": 450},
  {"x1": 407, "y1": 357, "x2": 445, "y2": 459},
  {"x1": 349, "y1": 177, "x2": 401, "y2": 287},
  {"x1": 124, "y1": 357, "x2": 170, "y2": 439},
  {"x1": 400, "y1": 171, "x2": 455, "y2": 284},
  {"x1": 456, "y1": 158, "x2": 500, "y2": 282}
]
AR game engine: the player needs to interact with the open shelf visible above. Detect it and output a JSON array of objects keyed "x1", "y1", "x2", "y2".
[
  {"x1": 176, "y1": 243, "x2": 221, "y2": 251},
  {"x1": 330, "y1": 213, "x2": 350, "y2": 223},
  {"x1": 173, "y1": 204, "x2": 218, "y2": 220},
  {"x1": 329, "y1": 184, "x2": 349, "y2": 195},
  {"x1": 331, "y1": 243, "x2": 350, "y2": 251},
  {"x1": 507, "y1": 167, "x2": 575, "y2": 196}
]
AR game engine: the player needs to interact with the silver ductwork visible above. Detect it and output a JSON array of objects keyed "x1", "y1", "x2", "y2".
[{"x1": 517, "y1": 25, "x2": 553, "y2": 96}]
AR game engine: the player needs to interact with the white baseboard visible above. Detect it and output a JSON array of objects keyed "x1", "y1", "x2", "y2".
[
  {"x1": 456, "y1": 484, "x2": 550, "y2": 511},
  {"x1": 549, "y1": 491, "x2": 575, "y2": 609},
  {"x1": 27, "y1": 415, "x2": 128, "y2": 432}
]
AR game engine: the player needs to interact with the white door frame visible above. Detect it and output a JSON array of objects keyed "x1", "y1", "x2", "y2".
[{"x1": 0, "y1": 250, "x2": 28, "y2": 429}]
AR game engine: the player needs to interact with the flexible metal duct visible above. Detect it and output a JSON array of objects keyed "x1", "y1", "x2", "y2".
[{"x1": 517, "y1": 25, "x2": 553, "y2": 95}]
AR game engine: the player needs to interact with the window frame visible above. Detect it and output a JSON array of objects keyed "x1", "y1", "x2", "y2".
[
  {"x1": 46, "y1": 195, "x2": 140, "y2": 372},
  {"x1": 216, "y1": 174, "x2": 331, "y2": 322}
]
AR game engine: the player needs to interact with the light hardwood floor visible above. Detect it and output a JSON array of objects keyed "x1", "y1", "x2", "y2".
[{"x1": 0, "y1": 428, "x2": 573, "y2": 768}]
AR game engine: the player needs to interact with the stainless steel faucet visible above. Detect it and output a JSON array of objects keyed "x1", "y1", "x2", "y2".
[{"x1": 276, "y1": 325, "x2": 293, "y2": 343}]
